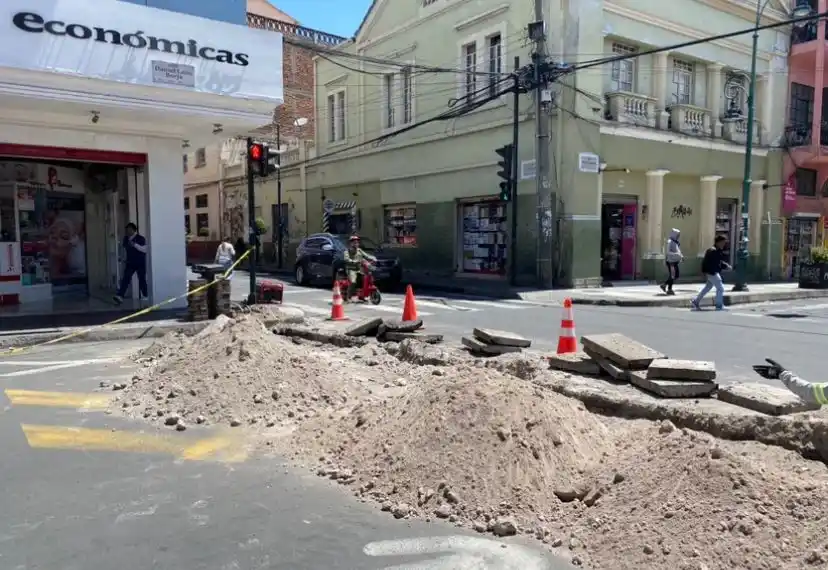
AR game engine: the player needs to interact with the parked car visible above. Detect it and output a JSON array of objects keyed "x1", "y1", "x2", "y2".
[{"x1": 294, "y1": 233, "x2": 402, "y2": 288}]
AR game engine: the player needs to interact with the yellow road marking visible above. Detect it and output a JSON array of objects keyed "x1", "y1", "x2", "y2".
[
  {"x1": 5, "y1": 389, "x2": 112, "y2": 410},
  {"x1": 20, "y1": 425, "x2": 248, "y2": 463}
]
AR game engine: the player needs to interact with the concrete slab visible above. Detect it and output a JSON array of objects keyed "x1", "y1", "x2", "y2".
[
  {"x1": 472, "y1": 328, "x2": 531, "y2": 348},
  {"x1": 717, "y1": 383, "x2": 821, "y2": 416},
  {"x1": 382, "y1": 318, "x2": 423, "y2": 332},
  {"x1": 345, "y1": 317, "x2": 384, "y2": 337},
  {"x1": 583, "y1": 347, "x2": 628, "y2": 382},
  {"x1": 628, "y1": 370, "x2": 716, "y2": 398},
  {"x1": 547, "y1": 352, "x2": 601, "y2": 376},
  {"x1": 461, "y1": 336, "x2": 522, "y2": 356},
  {"x1": 580, "y1": 333, "x2": 665, "y2": 370},
  {"x1": 383, "y1": 332, "x2": 444, "y2": 344},
  {"x1": 647, "y1": 358, "x2": 717, "y2": 381}
]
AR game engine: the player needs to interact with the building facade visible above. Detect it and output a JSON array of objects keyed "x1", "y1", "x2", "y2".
[
  {"x1": 0, "y1": 0, "x2": 282, "y2": 309},
  {"x1": 277, "y1": 0, "x2": 789, "y2": 287}
]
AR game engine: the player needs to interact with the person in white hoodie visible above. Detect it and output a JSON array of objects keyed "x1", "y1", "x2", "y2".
[
  {"x1": 660, "y1": 228, "x2": 683, "y2": 295},
  {"x1": 214, "y1": 237, "x2": 236, "y2": 279}
]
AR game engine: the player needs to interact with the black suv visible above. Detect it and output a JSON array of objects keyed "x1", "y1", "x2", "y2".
[{"x1": 294, "y1": 233, "x2": 402, "y2": 288}]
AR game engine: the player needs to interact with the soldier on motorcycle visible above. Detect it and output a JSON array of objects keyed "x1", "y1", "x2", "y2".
[{"x1": 343, "y1": 235, "x2": 376, "y2": 301}]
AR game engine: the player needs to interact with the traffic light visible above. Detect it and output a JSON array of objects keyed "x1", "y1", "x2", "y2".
[
  {"x1": 248, "y1": 141, "x2": 279, "y2": 177},
  {"x1": 495, "y1": 143, "x2": 514, "y2": 201}
]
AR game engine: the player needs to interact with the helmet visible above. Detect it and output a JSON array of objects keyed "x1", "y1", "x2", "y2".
[{"x1": 349, "y1": 235, "x2": 360, "y2": 243}]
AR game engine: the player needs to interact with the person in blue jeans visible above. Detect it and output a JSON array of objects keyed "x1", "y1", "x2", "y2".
[
  {"x1": 113, "y1": 223, "x2": 148, "y2": 304},
  {"x1": 691, "y1": 235, "x2": 731, "y2": 311}
]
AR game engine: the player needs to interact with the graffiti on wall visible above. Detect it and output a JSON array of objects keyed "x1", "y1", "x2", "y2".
[{"x1": 671, "y1": 205, "x2": 693, "y2": 219}]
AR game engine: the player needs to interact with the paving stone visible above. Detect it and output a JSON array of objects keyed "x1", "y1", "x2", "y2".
[
  {"x1": 462, "y1": 336, "x2": 522, "y2": 356},
  {"x1": 382, "y1": 318, "x2": 423, "y2": 332},
  {"x1": 581, "y1": 333, "x2": 665, "y2": 370},
  {"x1": 717, "y1": 382, "x2": 821, "y2": 415},
  {"x1": 472, "y1": 328, "x2": 531, "y2": 348},
  {"x1": 345, "y1": 317, "x2": 384, "y2": 337},
  {"x1": 383, "y1": 332, "x2": 443, "y2": 344},
  {"x1": 647, "y1": 359, "x2": 716, "y2": 381},
  {"x1": 628, "y1": 370, "x2": 716, "y2": 398},
  {"x1": 547, "y1": 352, "x2": 601, "y2": 375},
  {"x1": 583, "y1": 347, "x2": 628, "y2": 382}
]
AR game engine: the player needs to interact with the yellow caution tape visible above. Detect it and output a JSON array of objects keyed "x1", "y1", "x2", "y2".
[{"x1": 1, "y1": 249, "x2": 253, "y2": 358}]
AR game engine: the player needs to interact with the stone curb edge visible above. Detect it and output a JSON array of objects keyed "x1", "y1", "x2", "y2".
[
  {"x1": 565, "y1": 290, "x2": 828, "y2": 308},
  {"x1": 0, "y1": 321, "x2": 209, "y2": 350}
]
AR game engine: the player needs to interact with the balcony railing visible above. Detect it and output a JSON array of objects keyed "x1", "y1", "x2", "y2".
[
  {"x1": 247, "y1": 14, "x2": 347, "y2": 46},
  {"x1": 721, "y1": 117, "x2": 760, "y2": 145},
  {"x1": 784, "y1": 124, "x2": 812, "y2": 147},
  {"x1": 791, "y1": 23, "x2": 818, "y2": 45},
  {"x1": 668, "y1": 104, "x2": 712, "y2": 136},
  {"x1": 605, "y1": 91, "x2": 657, "y2": 128}
]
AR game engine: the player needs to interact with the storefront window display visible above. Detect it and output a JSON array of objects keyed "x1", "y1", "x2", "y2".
[{"x1": 459, "y1": 200, "x2": 507, "y2": 275}]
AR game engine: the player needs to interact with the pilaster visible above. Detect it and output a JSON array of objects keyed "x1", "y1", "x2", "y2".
[
  {"x1": 758, "y1": 73, "x2": 772, "y2": 145},
  {"x1": 644, "y1": 170, "x2": 669, "y2": 257},
  {"x1": 706, "y1": 63, "x2": 724, "y2": 138},
  {"x1": 748, "y1": 180, "x2": 766, "y2": 254},
  {"x1": 698, "y1": 175, "x2": 721, "y2": 256},
  {"x1": 652, "y1": 52, "x2": 671, "y2": 130}
]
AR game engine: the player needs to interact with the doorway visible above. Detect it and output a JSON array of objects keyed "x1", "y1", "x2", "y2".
[{"x1": 601, "y1": 200, "x2": 638, "y2": 281}]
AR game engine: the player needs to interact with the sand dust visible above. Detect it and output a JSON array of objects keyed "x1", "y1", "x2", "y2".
[{"x1": 113, "y1": 317, "x2": 828, "y2": 569}]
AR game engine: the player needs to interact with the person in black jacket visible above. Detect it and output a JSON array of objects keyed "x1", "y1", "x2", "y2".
[{"x1": 691, "y1": 235, "x2": 731, "y2": 311}]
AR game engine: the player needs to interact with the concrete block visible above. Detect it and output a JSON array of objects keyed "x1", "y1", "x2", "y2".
[
  {"x1": 382, "y1": 318, "x2": 423, "y2": 332},
  {"x1": 383, "y1": 332, "x2": 443, "y2": 344},
  {"x1": 647, "y1": 359, "x2": 716, "y2": 381},
  {"x1": 472, "y1": 328, "x2": 531, "y2": 348},
  {"x1": 462, "y1": 336, "x2": 522, "y2": 356},
  {"x1": 345, "y1": 317, "x2": 384, "y2": 337},
  {"x1": 583, "y1": 347, "x2": 628, "y2": 382},
  {"x1": 581, "y1": 333, "x2": 665, "y2": 370},
  {"x1": 628, "y1": 370, "x2": 716, "y2": 398},
  {"x1": 717, "y1": 383, "x2": 821, "y2": 415},
  {"x1": 547, "y1": 352, "x2": 601, "y2": 376}
]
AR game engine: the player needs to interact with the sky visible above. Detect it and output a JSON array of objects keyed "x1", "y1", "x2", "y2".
[{"x1": 273, "y1": 0, "x2": 374, "y2": 38}]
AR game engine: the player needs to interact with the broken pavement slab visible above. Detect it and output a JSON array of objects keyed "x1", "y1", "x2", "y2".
[
  {"x1": 472, "y1": 328, "x2": 531, "y2": 348},
  {"x1": 382, "y1": 331, "x2": 443, "y2": 344},
  {"x1": 628, "y1": 370, "x2": 716, "y2": 398},
  {"x1": 647, "y1": 359, "x2": 717, "y2": 381},
  {"x1": 382, "y1": 318, "x2": 423, "y2": 332},
  {"x1": 581, "y1": 333, "x2": 665, "y2": 370},
  {"x1": 547, "y1": 352, "x2": 601, "y2": 376},
  {"x1": 583, "y1": 347, "x2": 628, "y2": 382},
  {"x1": 717, "y1": 383, "x2": 821, "y2": 416},
  {"x1": 345, "y1": 317, "x2": 384, "y2": 337},
  {"x1": 461, "y1": 336, "x2": 522, "y2": 356}
]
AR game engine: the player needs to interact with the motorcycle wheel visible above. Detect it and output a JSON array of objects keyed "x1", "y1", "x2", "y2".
[{"x1": 369, "y1": 290, "x2": 382, "y2": 305}]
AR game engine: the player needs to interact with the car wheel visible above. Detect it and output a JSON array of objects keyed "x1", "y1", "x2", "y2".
[{"x1": 295, "y1": 263, "x2": 308, "y2": 285}]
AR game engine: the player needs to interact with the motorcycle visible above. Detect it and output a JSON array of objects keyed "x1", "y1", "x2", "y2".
[{"x1": 335, "y1": 260, "x2": 382, "y2": 305}]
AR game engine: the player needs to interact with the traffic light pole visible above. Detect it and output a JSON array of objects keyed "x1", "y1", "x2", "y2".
[
  {"x1": 509, "y1": 56, "x2": 520, "y2": 286},
  {"x1": 246, "y1": 136, "x2": 257, "y2": 304},
  {"x1": 276, "y1": 123, "x2": 283, "y2": 270}
]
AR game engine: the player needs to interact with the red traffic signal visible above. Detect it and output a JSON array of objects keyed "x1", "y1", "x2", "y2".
[{"x1": 249, "y1": 143, "x2": 264, "y2": 161}]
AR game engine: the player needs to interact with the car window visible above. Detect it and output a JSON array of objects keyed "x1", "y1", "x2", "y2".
[{"x1": 304, "y1": 238, "x2": 323, "y2": 249}]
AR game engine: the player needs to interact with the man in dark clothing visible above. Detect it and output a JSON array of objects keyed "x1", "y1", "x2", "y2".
[
  {"x1": 113, "y1": 223, "x2": 148, "y2": 304},
  {"x1": 691, "y1": 235, "x2": 731, "y2": 311}
]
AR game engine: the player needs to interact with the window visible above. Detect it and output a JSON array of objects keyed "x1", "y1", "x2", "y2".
[
  {"x1": 724, "y1": 72, "x2": 747, "y2": 114},
  {"x1": 184, "y1": 214, "x2": 191, "y2": 235},
  {"x1": 789, "y1": 83, "x2": 815, "y2": 128},
  {"x1": 671, "y1": 59, "x2": 694, "y2": 105},
  {"x1": 327, "y1": 90, "x2": 346, "y2": 142},
  {"x1": 610, "y1": 42, "x2": 636, "y2": 92},
  {"x1": 795, "y1": 167, "x2": 818, "y2": 197},
  {"x1": 195, "y1": 194, "x2": 208, "y2": 208},
  {"x1": 183, "y1": 154, "x2": 188, "y2": 173},
  {"x1": 184, "y1": 197, "x2": 190, "y2": 210},
  {"x1": 462, "y1": 42, "x2": 477, "y2": 99},
  {"x1": 383, "y1": 73, "x2": 395, "y2": 129},
  {"x1": 384, "y1": 204, "x2": 417, "y2": 246},
  {"x1": 196, "y1": 213, "x2": 209, "y2": 236},
  {"x1": 195, "y1": 147, "x2": 206, "y2": 167},
  {"x1": 487, "y1": 34, "x2": 502, "y2": 97},
  {"x1": 401, "y1": 67, "x2": 413, "y2": 124}
]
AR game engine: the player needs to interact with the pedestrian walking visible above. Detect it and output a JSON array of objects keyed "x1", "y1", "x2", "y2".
[
  {"x1": 214, "y1": 237, "x2": 236, "y2": 279},
  {"x1": 691, "y1": 235, "x2": 731, "y2": 311},
  {"x1": 753, "y1": 358, "x2": 828, "y2": 407},
  {"x1": 660, "y1": 228, "x2": 683, "y2": 295},
  {"x1": 113, "y1": 222, "x2": 148, "y2": 305}
]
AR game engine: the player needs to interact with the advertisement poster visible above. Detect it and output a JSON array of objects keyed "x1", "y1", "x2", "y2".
[
  {"x1": 46, "y1": 192, "x2": 86, "y2": 292},
  {"x1": 782, "y1": 174, "x2": 797, "y2": 215}
]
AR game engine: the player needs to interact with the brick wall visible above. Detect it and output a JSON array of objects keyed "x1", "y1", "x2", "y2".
[{"x1": 277, "y1": 41, "x2": 316, "y2": 139}]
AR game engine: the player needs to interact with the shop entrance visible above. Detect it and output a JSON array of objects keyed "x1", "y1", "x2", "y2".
[
  {"x1": 600, "y1": 199, "x2": 638, "y2": 281},
  {"x1": 785, "y1": 216, "x2": 818, "y2": 279},
  {"x1": 457, "y1": 198, "x2": 508, "y2": 276}
]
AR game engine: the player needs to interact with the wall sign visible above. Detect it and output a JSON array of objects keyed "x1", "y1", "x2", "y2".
[{"x1": 0, "y1": 0, "x2": 283, "y2": 102}]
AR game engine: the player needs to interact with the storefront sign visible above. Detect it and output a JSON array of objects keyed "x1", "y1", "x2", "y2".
[
  {"x1": 1, "y1": 0, "x2": 282, "y2": 102},
  {"x1": 782, "y1": 174, "x2": 797, "y2": 215},
  {"x1": 151, "y1": 61, "x2": 195, "y2": 88}
]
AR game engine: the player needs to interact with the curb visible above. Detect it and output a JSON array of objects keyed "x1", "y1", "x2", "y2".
[
  {"x1": 566, "y1": 290, "x2": 828, "y2": 308},
  {"x1": 0, "y1": 321, "x2": 209, "y2": 350}
]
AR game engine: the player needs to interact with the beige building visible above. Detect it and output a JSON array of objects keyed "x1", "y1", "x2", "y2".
[{"x1": 261, "y1": 0, "x2": 791, "y2": 285}]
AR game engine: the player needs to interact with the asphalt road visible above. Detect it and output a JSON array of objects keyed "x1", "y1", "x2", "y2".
[{"x1": 0, "y1": 342, "x2": 573, "y2": 570}]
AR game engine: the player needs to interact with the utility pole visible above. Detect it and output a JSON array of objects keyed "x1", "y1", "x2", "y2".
[
  {"x1": 531, "y1": 0, "x2": 553, "y2": 288},
  {"x1": 276, "y1": 123, "x2": 283, "y2": 270},
  {"x1": 510, "y1": 56, "x2": 520, "y2": 286},
  {"x1": 246, "y1": 137, "x2": 257, "y2": 303}
]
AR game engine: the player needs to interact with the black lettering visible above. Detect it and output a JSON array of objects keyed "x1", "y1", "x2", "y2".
[
  {"x1": 197, "y1": 47, "x2": 216, "y2": 60},
  {"x1": 94, "y1": 27, "x2": 122, "y2": 44},
  {"x1": 234, "y1": 53, "x2": 249, "y2": 66},
  {"x1": 123, "y1": 31, "x2": 147, "y2": 49},
  {"x1": 66, "y1": 24, "x2": 92, "y2": 39},
  {"x1": 44, "y1": 20, "x2": 66, "y2": 35},
  {"x1": 12, "y1": 12, "x2": 45, "y2": 33},
  {"x1": 187, "y1": 39, "x2": 198, "y2": 57},
  {"x1": 215, "y1": 50, "x2": 233, "y2": 64},
  {"x1": 148, "y1": 37, "x2": 186, "y2": 54}
]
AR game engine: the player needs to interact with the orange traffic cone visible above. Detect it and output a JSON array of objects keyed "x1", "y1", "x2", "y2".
[
  {"x1": 328, "y1": 282, "x2": 348, "y2": 321},
  {"x1": 401, "y1": 285, "x2": 418, "y2": 321},
  {"x1": 556, "y1": 298, "x2": 577, "y2": 354}
]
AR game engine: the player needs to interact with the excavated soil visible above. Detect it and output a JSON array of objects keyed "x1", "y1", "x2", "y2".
[{"x1": 113, "y1": 316, "x2": 828, "y2": 569}]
